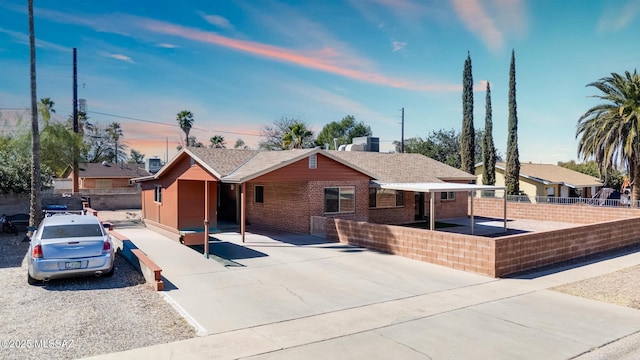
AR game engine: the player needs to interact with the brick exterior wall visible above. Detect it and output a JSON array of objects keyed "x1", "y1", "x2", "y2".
[
  {"x1": 471, "y1": 197, "x2": 640, "y2": 224},
  {"x1": 245, "y1": 180, "x2": 370, "y2": 233},
  {"x1": 369, "y1": 191, "x2": 414, "y2": 224},
  {"x1": 430, "y1": 191, "x2": 470, "y2": 219}
]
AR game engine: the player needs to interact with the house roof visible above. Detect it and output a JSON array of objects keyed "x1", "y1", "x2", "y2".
[
  {"x1": 67, "y1": 163, "x2": 151, "y2": 178},
  {"x1": 330, "y1": 151, "x2": 477, "y2": 183},
  {"x1": 135, "y1": 147, "x2": 477, "y2": 184},
  {"x1": 492, "y1": 162, "x2": 603, "y2": 188}
]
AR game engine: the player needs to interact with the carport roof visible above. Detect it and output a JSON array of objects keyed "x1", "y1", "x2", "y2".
[{"x1": 374, "y1": 182, "x2": 506, "y2": 193}]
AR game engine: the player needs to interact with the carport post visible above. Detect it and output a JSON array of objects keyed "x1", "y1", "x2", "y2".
[
  {"x1": 470, "y1": 190, "x2": 475, "y2": 235},
  {"x1": 204, "y1": 180, "x2": 209, "y2": 259},
  {"x1": 503, "y1": 192, "x2": 507, "y2": 232},
  {"x1": 241, "y1": 183, "x2": 246, "y2": 243},
  {"x1": 430, "y1": 192, "x2": 435, "y2": 231}
]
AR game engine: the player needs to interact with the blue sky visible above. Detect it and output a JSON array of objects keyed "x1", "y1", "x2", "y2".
[{"x1": 0, "y1": 0, "x2": 638, "y2": 163}]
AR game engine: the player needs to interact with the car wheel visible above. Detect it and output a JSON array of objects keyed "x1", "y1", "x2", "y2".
[{"x1": 27, "y1": 273, "x2": 42, "y2": 286}]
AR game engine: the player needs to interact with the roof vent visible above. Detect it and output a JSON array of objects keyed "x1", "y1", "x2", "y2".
[{"x1": 101, "y1": 161, "x2": 109, "y2": 166}]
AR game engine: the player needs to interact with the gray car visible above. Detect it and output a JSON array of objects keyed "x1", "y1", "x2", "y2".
[{"x1": 27, "y1": 213, "x2": 115, "y2": 285}]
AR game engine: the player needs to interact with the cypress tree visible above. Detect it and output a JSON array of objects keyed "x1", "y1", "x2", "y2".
[
  {"x1": 460, "y1": 52, "x2": 475, "y2": 174},
  {"x1": 505, "y1": 49, "x2": 520, "y2": 195},
  {"x1": 482, "y1": 81, "x2": 496, "y2": 186}
]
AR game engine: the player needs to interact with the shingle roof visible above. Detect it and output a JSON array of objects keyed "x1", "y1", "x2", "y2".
[
  {"x1": 329, "y1": 151, "x2": 476, "y2": 183},
  {"x1": 495, "y1": 162, "x2": 602, "y2": 187},
  {"x1": 76, "y1": 163, "x2": 151, "y2": 178},
  {"x1": 186, "y1": 147, "x2": 258, "y2": 177},
  {"x1": 139, "y1": 147, "x2": 477, "y2": 184}
]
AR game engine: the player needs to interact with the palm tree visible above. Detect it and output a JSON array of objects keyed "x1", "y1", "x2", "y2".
[
  {"x1": 38, "y1": 97, "x2": 55, "y2": 128},
  {"x1": 282, "y1": 121, "x2": 313, "y2": 149},
  {"x1": 577, "y1": 70, "x2": 640, "y2": 204},
  {"x1": 176, "y1": 110, "x2": 194, "y2": 147},
  {"x1": 28, "y1": 0, "x2": 42, "y2": 226},
  {"x1": 106, "y1": 122, "x2": 123, "y2": 163},
  {"x1": 209, "y1": 135, "x2": 226, "y2": 148}
]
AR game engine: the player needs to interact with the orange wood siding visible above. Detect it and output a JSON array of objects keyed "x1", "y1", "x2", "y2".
[
  {"x1": 252, "y1": 154, "x2": 369, "y2": 182},
  {"x1": 177, "y1": 180, "x2": 218, "y2": 230}
]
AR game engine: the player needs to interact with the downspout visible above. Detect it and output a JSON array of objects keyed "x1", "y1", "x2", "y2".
[{"x1": 430, "y1": 192, "x2": 435, "y2": 231}]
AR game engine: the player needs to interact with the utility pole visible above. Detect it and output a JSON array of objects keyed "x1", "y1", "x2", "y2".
[
  {"x1": 72, "y1": 48, "x2": 79, "y2": 194},
  {"x1": 401, "y1": 107, "x2": 405, "y2": 153}
]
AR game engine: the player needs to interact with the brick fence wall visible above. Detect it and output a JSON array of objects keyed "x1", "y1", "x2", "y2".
[
  {"x1": 327, "y1": 207, "x2": 640, "y2": 277},
  {"x1": 326, "y1": 219, "x2": 497, "y2": 276}
]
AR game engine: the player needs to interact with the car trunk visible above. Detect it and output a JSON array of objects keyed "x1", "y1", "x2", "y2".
[{"x1": 41, "y1": 237, "x2": 105, "y2": 259}]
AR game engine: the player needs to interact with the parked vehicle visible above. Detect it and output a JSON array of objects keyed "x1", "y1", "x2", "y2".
[{"x1": 27, "y1": 213, "x2": 114, "y2": 285}]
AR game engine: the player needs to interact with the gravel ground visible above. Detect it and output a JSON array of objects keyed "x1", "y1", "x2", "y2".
[
  {"x1": 0, "y1": 212, "x2": 196, "y2": 360},
  {"x1": 552, "y1": 264, "x2": 640, "y2": 310}
]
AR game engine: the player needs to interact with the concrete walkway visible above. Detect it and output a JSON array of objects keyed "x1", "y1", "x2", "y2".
[{"x1": 86, "y1": 227, "x2": 640, "y2": 360}]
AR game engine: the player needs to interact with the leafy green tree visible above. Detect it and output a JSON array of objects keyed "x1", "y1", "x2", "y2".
[
  {"x1": 259, "y1": 117, "x2": 314, "y2": 150},
  {"x1": 28, "y1": 0, "x2": 42, "y2": 225},
  {"x1": 460, "y1": 52, "x2": 475, "y2": 174},
  {"x1": 83, "y1": 123, "x2": 113, "y2": 163},
  {"x1": 315, "y1": 115, "x2": 372, "y2": 149},
  {"x1": 0, "y1": 134, "x2": 53, "y2": 194},
  {"x1": 395, "y1": 128, "x2": 502, "y2": 169},
  {"x1": 576, "y1": 70, "x2": 640, "y2": 202},
  {"x1": 234, "y1": 138, "x2": 249, "y2": 149},
  {"x1": 505, "y1": 50, "x2": 520, "y2": 195},
  {"x1": 209, "y1": 135, "x2": 226, "y2": 148},
  {"x1": 482, "y1": 82, "x2": 496, "y2": 185},
  {"x1": 128, "y1": 149, "x2": 145, "y2": 164},
  {"x1": 282, "y1": 121, "x2": 314, "y2": 149},
  {"x1": 40, "y1": 122, "x2": 83, "y2": 177},
  {"x1": 38, "y1": 97, "x2": 55, "y2": 128},
  {"x1": 176, "y1": 110, "x2": 194, "y2": 147},
  {"x1": 106, "y1": 122, "x2": 124, "y2": 163}
]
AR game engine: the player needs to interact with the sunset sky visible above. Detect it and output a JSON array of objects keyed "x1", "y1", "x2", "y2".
[{"x1": 0, "y1": 1, "x2": 638, "y2": 163}]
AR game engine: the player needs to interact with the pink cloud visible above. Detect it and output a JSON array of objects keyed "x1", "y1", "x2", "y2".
[
  {"x1": 451, "y1": 0, "x2": 504, "y2": 51},
  {"x1": 138, "y1": 19, "x2": 459, "y2": 92}
]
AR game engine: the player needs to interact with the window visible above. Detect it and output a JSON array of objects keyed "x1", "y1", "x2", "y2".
[
  {"x1": 440, "y1": 191, "x2": 456, "y2": 201},
  {"x1": 324, "y1": 187, "x2": 355, "y2": 213},
  {"x1": 154, "y1": 185, "x2": 162, "y2": 203},
  {"x1": 369, "y1": 188, "x2": 404, "y2": 208},
  {"x1": 309, "y1": 154, "x2": 317, "y2": 169},
  {"x1": 255, "y1": 185, "x2": 264, "y2": 203}
]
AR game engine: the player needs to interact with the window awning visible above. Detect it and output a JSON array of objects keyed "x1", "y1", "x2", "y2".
[{"x1": 373, "y1": 182, "x2": 507, "y2": 234}]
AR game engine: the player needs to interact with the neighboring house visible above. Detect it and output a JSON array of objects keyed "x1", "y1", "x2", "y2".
[
  {"x1": 475, "y1": 162, "x2": 603, "y2": 199},
  {"x1": 133, "y1": 148, "x2": 477, "y2": 244},
  {"x1": 63, "y1": 162, "x2": 151, "y2": 190}
]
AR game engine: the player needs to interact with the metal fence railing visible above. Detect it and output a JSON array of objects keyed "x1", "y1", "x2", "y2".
[{"x1": 477, "y1": 193, "x2": 639, "y2": 208}]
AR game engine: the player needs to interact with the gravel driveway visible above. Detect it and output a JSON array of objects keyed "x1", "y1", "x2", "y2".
[{"x1": 0, "y1": 225, "x2": 196, "y2": 360}]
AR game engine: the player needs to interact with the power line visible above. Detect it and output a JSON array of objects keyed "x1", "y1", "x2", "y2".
[{"x1": 87, "y1": 110, "x2": 262, "y2": 137}]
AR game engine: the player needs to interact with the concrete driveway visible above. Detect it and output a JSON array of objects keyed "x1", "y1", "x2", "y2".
[{"x1": 88, "y1": 227, "x2": 640, "y2": 359}]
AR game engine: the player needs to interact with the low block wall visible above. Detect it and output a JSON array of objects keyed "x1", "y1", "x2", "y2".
[
  {"x1": 494, "y1": 217, "x2": 640, "y2": 276},
  {"x1": 327, "y1": 219, "x2": 497, "y2": 276},
  {"x1": 327, "y1": 216, "x2": 640, "y2": 277}
]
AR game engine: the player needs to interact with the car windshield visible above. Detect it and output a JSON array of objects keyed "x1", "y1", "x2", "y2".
[{"x1": 40, "y1": 224, "x2": 104, "y2": 239}]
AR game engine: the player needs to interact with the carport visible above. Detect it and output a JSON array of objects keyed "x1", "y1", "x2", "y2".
[{"x1": 373, "y1": 182, "x2": 507, "y2": 235}]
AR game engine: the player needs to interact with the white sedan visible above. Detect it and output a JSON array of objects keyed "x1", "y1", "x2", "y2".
[{"x1": 27, "y1": 213, "x2": 115, "y2": 285}]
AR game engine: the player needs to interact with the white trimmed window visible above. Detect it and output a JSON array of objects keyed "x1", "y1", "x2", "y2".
[
  {"x1": 309, "y1": 154, "x2": 317, "y2": 169},
  {"x1": 324, "y1": 187, "x2": 355, "y2": 213},
  {"x1": 440, "y1": 191, "x2": 456, "y2": 201}
]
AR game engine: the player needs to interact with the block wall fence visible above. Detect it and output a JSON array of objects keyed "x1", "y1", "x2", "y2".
[{"x1": 327, "y1": 198, "x2": 640, "y2": 277}]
